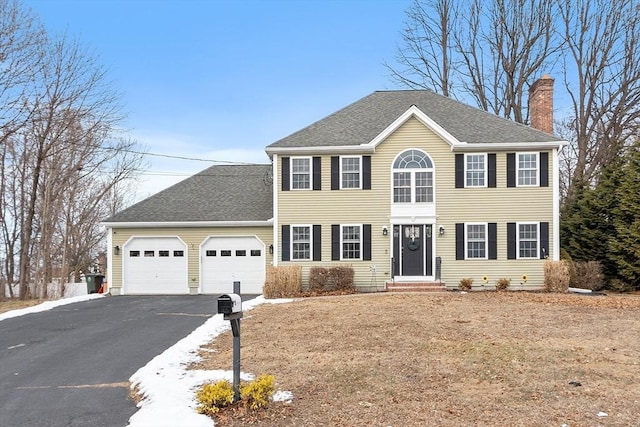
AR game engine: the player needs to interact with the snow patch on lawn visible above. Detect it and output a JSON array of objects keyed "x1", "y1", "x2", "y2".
[
  {"x1": 127, "y1": 296, "x2": 293, "y2": 427},
  {"x1": 0, "y1": 294, "x2": 104, "y2": 321}
]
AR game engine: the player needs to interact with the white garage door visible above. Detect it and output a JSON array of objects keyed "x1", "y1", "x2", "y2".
[
  {"x1": 201, "y1": 236, "x2": 265, "y2": 294},
  {"x1": 123, "y1": 237, "x2": 188, "y2": 294}
]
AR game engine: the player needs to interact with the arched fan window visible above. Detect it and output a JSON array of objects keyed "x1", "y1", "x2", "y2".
[{"x1": 392, "y1": 150, "x2": 434, "y2": 203}]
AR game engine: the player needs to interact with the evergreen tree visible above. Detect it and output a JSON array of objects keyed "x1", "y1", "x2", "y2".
[{"x1": 609, "y1": 141, "x2": 640, "y2": 289}]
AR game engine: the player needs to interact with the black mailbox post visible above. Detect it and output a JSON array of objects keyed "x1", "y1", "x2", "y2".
[{"x1": 217, "y1": 282, "x2": 242, "y2": 402}]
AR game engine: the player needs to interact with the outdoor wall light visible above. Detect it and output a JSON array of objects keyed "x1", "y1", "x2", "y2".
[
  {"x1": 382, "y1": 226, "x2": 388, "y2": 236},
  {"x1": 113, "y1": 245, "x2": 120, "y2": 255},
  {"x1": 438, "y1": 225, "x2": 445, "y2": 236},
  {"x1": 269, "y1": 244, "x2": 274, "y2": 254}
]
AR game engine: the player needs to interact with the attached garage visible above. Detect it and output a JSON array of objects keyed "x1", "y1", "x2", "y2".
[
  {"x1": 123, "y1": 236, "x2": 188, "y2": 294},
  {"x1": 200, "y1": 236, "x2": 266, "y2": 294}
]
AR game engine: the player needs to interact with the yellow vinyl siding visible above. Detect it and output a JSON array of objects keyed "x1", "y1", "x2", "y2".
[
  {"x1": 277, "y1": 116, "x2": 556, "y2": 290},
  {"x1": 109, "y1": 226, "x2": 273, "y2": 293}
]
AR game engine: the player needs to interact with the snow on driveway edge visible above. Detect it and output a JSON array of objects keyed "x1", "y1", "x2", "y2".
[
  {"x1": 0, "y1": 294, "x2": 105, "y2": 321},
  {"x1": 127, "y1": 296, "x2": 293, "y2": 427}
]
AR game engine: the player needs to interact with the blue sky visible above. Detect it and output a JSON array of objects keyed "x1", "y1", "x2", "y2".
[{"x1": 26, "y1": 0, "x2": 412, "y2": 201}]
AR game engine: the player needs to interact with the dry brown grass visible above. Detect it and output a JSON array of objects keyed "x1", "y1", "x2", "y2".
[
  {"x1": 263, "y1": 266, "x2": 302, "y2": 298},
  {"x1": 0, "y1": 298, "x2": 47, "y2": 314},
  {"x1": 193, "y1": 292, "x2": 640, "y2": 426}
]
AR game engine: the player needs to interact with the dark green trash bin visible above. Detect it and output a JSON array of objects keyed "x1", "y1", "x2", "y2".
[{"x1": 85, "y1": 274, "x2": 104, "y2": 294}]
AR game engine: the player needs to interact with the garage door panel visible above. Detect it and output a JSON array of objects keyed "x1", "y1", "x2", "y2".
[
  {"x1": 201, "y1": 237, "x2": 265, "y2": 294},
  {"x1": 124, "y1": 237, "x2": 188, "y2": 294}
]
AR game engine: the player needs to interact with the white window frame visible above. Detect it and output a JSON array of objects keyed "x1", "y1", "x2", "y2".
[
  {"x1": 340, "y1": 156, "x2": 362, "y2": 189},
  {"x1": 291, "y1": 225, "x2": 312, "y2": 260},
  {"x1": 465, "y1": 223, "x2": 488, "y2": 260},
  {"x1": 517, "y1": 222, "x2": 539, "y2": 259},
  {"x1": 340, "y1": 224, "x2": 362, "y2": 260},
  {"x1": 516, "y1": 152, "x2": 539, "y2": 187},
  {"x1": 465, "y1": 153, "x2": 487, "y2": 187},
  {"x1": 291, "y1": 156, "x2": 312, "y2": 190}
]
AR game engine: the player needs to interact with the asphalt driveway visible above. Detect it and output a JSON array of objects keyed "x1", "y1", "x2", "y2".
[{"x1": 0, "y1": 295, "x2": 246, "y2": 427}]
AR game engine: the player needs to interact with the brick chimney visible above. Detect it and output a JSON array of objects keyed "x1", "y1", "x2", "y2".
[{"x1": 529, "y1": 74, "x2": 554, "y2": 134}]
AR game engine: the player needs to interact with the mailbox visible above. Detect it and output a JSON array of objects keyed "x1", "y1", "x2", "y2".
[{"x1": 217, "y1": 293, "x2": 242, "y2": 315}]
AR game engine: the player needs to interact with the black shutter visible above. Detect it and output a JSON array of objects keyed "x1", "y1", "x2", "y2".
[
  {"x1": 488, "y1": 223, "x2": 497, "y2": 260},
  {"x1": 540, "y1": 221, "x2": 549, "y2": 259},
  {"x1": 363, "y1": 224, "x2": 372, "y2": 260},
  {"x1": 455, "y1": 154, "x2": 464, "y2": 188},
  {"x1": 488, "y1": 153, "x2": 497, "y2": 188},
  {"x1": 313, "y1": 225, "x2": 322, "y2": 261},
  {"x1": 312, "y1": 157, "x2": 321, "y2": 190},
  {"x1": 331, "y1": 156, "x2": 339, "y2": 190},
  {"x1": 507, "y1": 222, "x2": 516, "y2": 259},
  {"x1": 455, "y1": 223, "x2": 465, "y2": 260},
  {"x1": 331, "y1": 225, "x2": 340, "y2": 260},
  {"x1": 362, "y1": 156, "x2": 371, "y2": 190},
  {"x1": 281, "y1": 157, "x2": 290, "y2": 191},
  {"x1": 281, "y1": 225, "x2": 290, "y2": 261},
  {"x1": 507, "y1": 153, "x2": 516, "y2": 187},
  {"x1": 540, "y1": 152, "x2": 549, "y2": 187}
]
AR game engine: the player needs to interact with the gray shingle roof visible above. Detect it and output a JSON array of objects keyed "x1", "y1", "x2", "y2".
[
  {"x1": 267, "y1": 90, "x2": 562, "y2": 149},
  {"x1": 103, "y1": 164, "x2": 272, "y2": 223}
]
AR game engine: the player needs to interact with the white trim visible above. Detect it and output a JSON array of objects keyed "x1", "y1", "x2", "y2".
[
  {"x1": 339, "y1": 156, "x2": 363, "y2": 190},
  {"x1": 266, "y1": 145, "x2": 375, "y2": 156},
  {"x1": 107, "y1": 227, "x2": 113, "y2": 293},
  {"x1": 290, "y1": 224, "x2": 312, "y2": 261},
  {"x1": 516, "y1": 222, "x2": 539, "y2": 260},
  {"x1": 450, "y1": 141, "x2": 567, "y2": 151},
  {"x1": 464, "y1": 222, "x2": 489, "y2": 260},
  {"x1": 290, "y1": 156, "x2": 312, "y2": 190},
  {"x1": 101, "y1": 220, "x2": 273, "y2": 228},
  {"x1": 368, "y1": 105, "x2": 462, "y2": 148},
  {"x1": 464, "y1": 153, "x2": 488, "y2": 188},
  {"x1": 552, "y1": 148, "x2": 560, "y2": 261},
  {"x1": 340, "y1": 224, "x2": 363, "y2": 261},
  {"x1": 516, "y1": 152, "x2": 540, "y2": 187},
  {"x1": 273, "y1": 154, "x2": 279, "y2": 266}
]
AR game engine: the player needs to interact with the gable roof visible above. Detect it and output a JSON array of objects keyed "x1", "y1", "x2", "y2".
[
  {"x1": 266, "y1": 90, "x2": 563, "y2": 153},
  {"x1": 103, "y1": 164, "x2": 273, "y2": 225}
]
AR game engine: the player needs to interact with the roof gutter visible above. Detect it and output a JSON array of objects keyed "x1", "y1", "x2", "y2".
[
  {"x1": 450, "y1": 140, "x2": 567, "y2": 152},
  {"x1": 265, "y1": 145, "x2": 375, "y2": 157},
  {"x1": 101, "y1": 219, "x2": 274, "y2": 229}
]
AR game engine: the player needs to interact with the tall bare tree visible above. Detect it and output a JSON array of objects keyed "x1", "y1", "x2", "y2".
[
  {"x1": 387, "y1": 0, "x2": 559, "y2": 123},
  {"x1": 1, "y1": 0, "x2": 144, "y2": 299}
]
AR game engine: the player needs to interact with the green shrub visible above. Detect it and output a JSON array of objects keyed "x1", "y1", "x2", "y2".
[
  {"x1": 196, "y1": 380, "x2": 234, "y2": 415},
  {"x1": 263, "y1": 266, "x2": 301, "y2": 298},
  {"x1": 574, "y1": 261, "x2": 604, "y2": 290},
  {"x1": 241, "y1": 374, "x2": 276, "y2": 410},
  {"x1": 495, "y1": 277, "x2": 510, "y2": 291},
  {"x1": 458, "y1": 278, "x2": 473, "y2": 291},
  {"x1": 543, "y1": 260, "x2": 570, "y2": 293}
]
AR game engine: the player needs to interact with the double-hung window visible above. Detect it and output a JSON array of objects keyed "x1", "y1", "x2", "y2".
[
  {"x1": 393, "y1": 149, "x2": 434, "y2": 203},
  {"x1": 518, "y1": 223, "x2": 538, "y2": 258},
  {"x1": 291, "y1": 157, "x2": 311, "y2": 190},
  {"x1": 465, "y1": 154, "x2": 486, "y2": 187},
  {"x1": 291, "y1": 226, "x2": 311, "y2": 260},
  {"x1": 341, "y1": 225, "x2": 361, "y2": 260},
  {"x1": 466, "y1": 223, "x2": 487, "y2": 259},
  {"x1": 517, "y1": 153, "x2": 538, "y2": 186},
  {"x1": 341, "y1": 157, "x2": 361, "y2": 189}
]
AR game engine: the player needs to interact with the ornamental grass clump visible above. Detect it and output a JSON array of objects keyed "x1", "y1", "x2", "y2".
[
  {"x1": 263, "y1": 266, "x2": 301, "y2": 298},
  {"x1": 495, "y1": 277, "x2": 510, "y2": 291},
  {"x1": 458, "y1": 278, "x2": 473, "y2": 291},
  {"x1": 543, "y1": 260, "x2": 570, "y2": 293}
]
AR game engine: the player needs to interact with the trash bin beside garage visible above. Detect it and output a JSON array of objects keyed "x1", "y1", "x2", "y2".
[{"x1": 85, "y1": 274, "x2": 104, "y2": 294}]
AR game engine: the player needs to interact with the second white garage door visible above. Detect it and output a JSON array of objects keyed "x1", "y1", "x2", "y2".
[{"x1": 200, "y1": 236, "x2": 266, "y2": 294}]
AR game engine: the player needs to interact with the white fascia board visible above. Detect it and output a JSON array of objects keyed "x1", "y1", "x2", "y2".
[
  {"x1": 265, "y1": 145, "x2": 375, "y2": 156},
  {"x1": 450, "y1": 140, "x2": 567, "y2": 152},
  {"x1": 367, "y1": 105, "x2": 463, "y2": 148},
  {"x1": 100, "y1": 220, "x2": 274, "y2": 229}
]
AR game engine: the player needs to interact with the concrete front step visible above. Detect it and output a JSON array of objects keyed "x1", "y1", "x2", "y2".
[{"x1": 385, "y1": 282, "x2": 447, "y2": 292}]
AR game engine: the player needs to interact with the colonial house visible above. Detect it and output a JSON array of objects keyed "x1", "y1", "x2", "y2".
[{"x1": 103, "y1": 76, "x2": 565, "y2": 295}]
